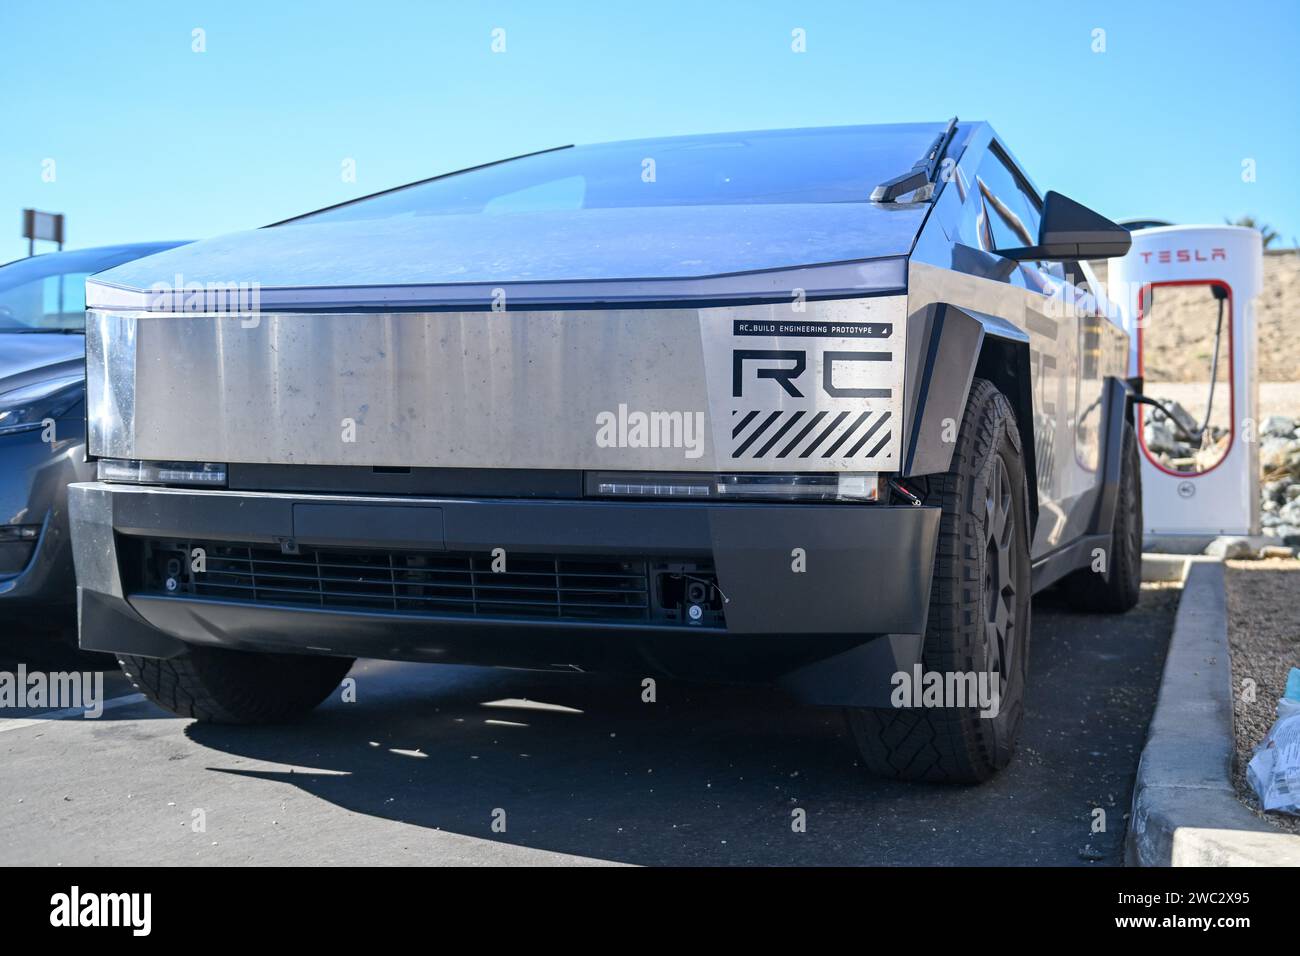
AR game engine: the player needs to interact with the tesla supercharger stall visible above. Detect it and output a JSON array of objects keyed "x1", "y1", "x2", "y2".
[{"x1": 1107, "y1": 225, "x2": 1263, "y2": 537}]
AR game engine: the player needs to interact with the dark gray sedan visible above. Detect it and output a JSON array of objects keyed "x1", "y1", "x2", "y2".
[{"x1": 0, "y1": 242, "x2": 185, "y2": 617}]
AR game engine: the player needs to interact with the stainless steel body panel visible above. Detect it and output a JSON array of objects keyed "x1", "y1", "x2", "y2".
[{"x1": 87, "y1": 295, "x2": 907, "y2": 473}]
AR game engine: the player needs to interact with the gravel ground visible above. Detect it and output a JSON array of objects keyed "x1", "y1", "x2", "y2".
[{"x1": 1225, "y1": 557, "x2": 1300, "y2": 833}]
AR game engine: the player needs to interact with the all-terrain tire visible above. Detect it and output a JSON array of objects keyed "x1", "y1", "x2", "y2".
[
  {"x1": 847, "y1": 378, "x2": 1032, "y2": 784},
  {"x1": 1059, "y1": 421, "x2": 1142, "y2": 613},
  {"x1": 118, "y1": 646, "x2": 355, "y2": 724}
]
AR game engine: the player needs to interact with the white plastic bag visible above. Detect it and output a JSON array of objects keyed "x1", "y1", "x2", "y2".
[{"x1": 1246, "y1": 668, "x2": 1300, "y2": 816}]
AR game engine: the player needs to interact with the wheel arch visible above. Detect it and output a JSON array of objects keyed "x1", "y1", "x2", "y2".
[{"x1": 901, "y1": 302, "x2": 1040, "y2": 535}]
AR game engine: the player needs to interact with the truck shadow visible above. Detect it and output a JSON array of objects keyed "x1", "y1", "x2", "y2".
[
  {"x1": 184, "y1": 662, "x2": 913, "y2": 866},
  {"x1": 182, "y1": 584, "x2": 1177, "y2": 866},
  {"x1": 178, "y1": 590, "x2": 1185, "y2": 868}
]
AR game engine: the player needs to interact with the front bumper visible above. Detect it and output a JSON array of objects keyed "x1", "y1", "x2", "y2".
[
  {"x1": 0, "y1": 416, "x2": 94, "y2": 607},
  {"x1": 69, "y1": 482, "x2": 940, "y2": 705}
]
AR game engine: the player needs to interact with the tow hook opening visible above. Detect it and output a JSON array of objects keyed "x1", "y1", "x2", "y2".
[{"x1": 656, "y1": 565, "x2": 725, "y2": 627}]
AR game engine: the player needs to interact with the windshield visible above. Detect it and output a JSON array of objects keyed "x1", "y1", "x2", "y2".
[
  {"x1": 0, "y1": 245, "x2": 181, "y2": 332},
  {"x1": 292, "y1": 124, "x2": 945, "y2": 224}
]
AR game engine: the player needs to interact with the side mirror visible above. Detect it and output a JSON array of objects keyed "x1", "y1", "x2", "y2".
[{"x1": 999, "y1": 191, "x2": 1132, "y2": 262}]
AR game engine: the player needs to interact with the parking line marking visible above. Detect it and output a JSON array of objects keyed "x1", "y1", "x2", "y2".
[{"x1": 0, "y1": 693, "x2": 148, "y2": 733}]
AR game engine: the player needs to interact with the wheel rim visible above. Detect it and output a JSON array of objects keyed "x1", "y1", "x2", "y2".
[{"x1": 983, "y1": 455, "x2": 1017, "y2": 696}]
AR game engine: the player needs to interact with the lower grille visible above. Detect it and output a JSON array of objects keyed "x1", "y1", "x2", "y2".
[{"x1": 139, "y1": 540, "x2": 724, "y2": 626}]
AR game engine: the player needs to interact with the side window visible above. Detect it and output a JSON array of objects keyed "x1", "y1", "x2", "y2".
[
  {"x1": 975, "y1": 151, "x2": 1040, "y2": 253},
  {"x1": 955, "y1": 148, "x2": 1041, "y2": 256},
  {"x1": 956, "y1": 174, "x2": 993, "y2": 252}
]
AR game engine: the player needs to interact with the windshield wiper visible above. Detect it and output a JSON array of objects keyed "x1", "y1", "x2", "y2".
[
  {"x1": 3, "y1": 327, "x2": 84, "y2": 334},
  {"x1": 871, "y1": 116, "x2": 959, "y2": 203}
]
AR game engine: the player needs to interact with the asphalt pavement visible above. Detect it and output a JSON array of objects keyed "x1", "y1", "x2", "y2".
[{"x1": 0, "y1": 584, "x2": 1180, "y2": 866}]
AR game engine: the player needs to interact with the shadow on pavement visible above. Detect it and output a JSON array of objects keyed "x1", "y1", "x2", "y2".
[
  {"x1": 189, "y1": 667, "x2": 870, "y2": 866},
  {"x1": 0, "y1": 612, "x2": 160, "y2": 722},
  {"x1": 180, "y1": 585, "x2": 1180, "y2": 865}
]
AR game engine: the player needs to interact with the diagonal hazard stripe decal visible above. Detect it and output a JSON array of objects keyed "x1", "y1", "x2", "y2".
[
  {"x1": 865, "y1": 430, "x2": 892, "y2": 458},
  {"x1": 846, "y1": 410, "x2": 891, "y2": 456},
  {"x1": 798, "y1": 411, "x2": 849, "y2": 458},
  {"x1": 754, "y1": 410, "x2": 806, "y2": 458},
  {"x1": 732, "y1": 410, "x2": 783, "y2": 458},
  {"x1": 822, "y1": 411, "x2": 872, "y2": 458},
  {"x1": 731, "y1": 409, "x2": 759, "y2": 439},
  {"x1": 777, "y1": 410, "x2": 826, "y2": 458},
  {"x1": 730, "y1": 409, "x2": 895, "y2": 461}
]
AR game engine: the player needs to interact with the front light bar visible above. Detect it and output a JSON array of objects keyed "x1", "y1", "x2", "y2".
[
  {"x1": 586, "y1": 471, "x2": 880, "y2": 502},
  {"x1": 97, "y1": 459, "x2": 228, "y2": 487}
]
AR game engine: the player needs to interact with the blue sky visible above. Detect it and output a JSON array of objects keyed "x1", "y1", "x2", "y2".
[{"x1": 2, "y1": 0, "x2": 1297, "y2": 262}]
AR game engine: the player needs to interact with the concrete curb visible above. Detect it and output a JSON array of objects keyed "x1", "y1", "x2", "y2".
[
  {"x1": 1126, "y1": 561, "x2": 1300, "y2": 865},
  {"x1": 1140, "y1": 552, "x2": 1224, "y2": 584},
  {"x1": 1141, "y1": 553, "x2": 1189, "y2": 584}
]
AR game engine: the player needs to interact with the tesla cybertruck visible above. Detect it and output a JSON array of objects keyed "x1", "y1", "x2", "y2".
[{"x1": 71, "y1": 120, "x2": 1140, "y2": 782}]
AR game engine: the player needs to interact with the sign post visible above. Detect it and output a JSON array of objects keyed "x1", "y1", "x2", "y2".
[{"x1": 21, "y1": 208, "x2": 65, "y2": 256}]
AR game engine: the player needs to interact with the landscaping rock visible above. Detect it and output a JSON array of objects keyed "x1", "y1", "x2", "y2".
[
  {"x1": 1260, "y1": 545, "x2": 1297, "y2": 560},
  {"x1": 1261, "y1": 415, "x2": 1298, "y2": 439},
  {"x1": 1204, "y1": 536, "x2": 1257, "y2": 559},
  {"x1": 1259, "y1": 429, "x2": 1300, "y2": 546}
]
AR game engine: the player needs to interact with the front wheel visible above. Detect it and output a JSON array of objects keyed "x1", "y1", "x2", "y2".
[
  {"x1": 119, "y1": 645, "x2": 355, "y2": 724},
  {"x1": 847, "y1": 378, "x2": 1032, "y2": 784}
]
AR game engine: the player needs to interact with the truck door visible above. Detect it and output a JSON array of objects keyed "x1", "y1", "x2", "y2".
[{"x1": 964, "y1": 148, "x2": 1100, "y2": 553}]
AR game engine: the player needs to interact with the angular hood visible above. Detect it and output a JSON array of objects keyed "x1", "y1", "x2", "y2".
[{"x1": 90, "y1": 202, "x2": 925, "y2": 307}]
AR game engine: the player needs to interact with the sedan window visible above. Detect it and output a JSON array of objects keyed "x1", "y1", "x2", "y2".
[{"x1": 0, "y1": 247, "x2": 175, "y2": 332}]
